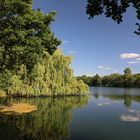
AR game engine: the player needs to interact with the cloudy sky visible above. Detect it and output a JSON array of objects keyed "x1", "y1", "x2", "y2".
[{"x1": 33, "y1": 0, "x2": 140, "y2": 76}]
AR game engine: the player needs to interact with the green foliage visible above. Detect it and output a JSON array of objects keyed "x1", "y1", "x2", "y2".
[
  {"x1": 134, "y1": 74, "x2": 140, "y2": 87},
  {"x1": 0, "y1": 69, "x2": 12, "y2": 92},
  {"x1": 8, "y1": 75, "x2": 34, "y2": 96},
  {"x1": 124, "y1": 67, "x2": 132, "y2": 76},
  {"x1": 86, "y1": 0, "x2": 140, "y2": 35},
  {"x1": 0, "y1": 50, "x2": 88, "y2": 96},
  {"x1": 92, "y1": 74, "x2": 102, "y2": 86},
  {"x1": 0, "y1": 90, "x2": 6, "y2": 97},
  {"x1": 0, "y1": 0, "x2": 88, "y2": 96},
  {"x1": 0, "y1": 0, "x2": 61, "y2": 72},
  {"x1": 77, "y1": 75, "x2": 93, "y2": 86},
  {"x1": 78, "y1": 67, "x2": 140, "y2": 88},
  {"x1": 28, "y1": 50, "x2": 88, "y2": 96}
]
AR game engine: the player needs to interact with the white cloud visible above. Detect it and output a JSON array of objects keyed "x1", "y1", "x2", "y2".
[
  {"x1": 128, "y1": 109, "x2": 140, "y2": 114},
  {"x1": 128, "y1": 61, "x2": 140, "y2": 64},
  {"x1": 120, "y1": 53, "x2": 140, "y2": 59},
  {"x1": 120, "y1": 109, "x2": 140, "y2": 122},
  {"x1": 97, "y1": 65, "x2": 111, "y2": 70},
  {"x1": 120, "y1": 114, "x2": 140, "y2": 122},
  {"x1": 136, "y1": 57, "x2": 140, "y2": 61},
  {"x1": 97, "y1": 102, "x2": 111, "y2": 106},
  {"x1": 67, "y1": 50, "x2": 76, "y2": 54}
]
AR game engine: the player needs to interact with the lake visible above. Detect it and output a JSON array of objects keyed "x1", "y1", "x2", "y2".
[{"x1": 0, "y1": 87, "x2": 140, "y2": 140}]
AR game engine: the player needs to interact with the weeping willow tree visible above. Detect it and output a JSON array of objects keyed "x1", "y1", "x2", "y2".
[
  {"x1": 0, "y1": 96, "x2": 88, "y2": 140},
  {"x1": 1, "y1": 49, "x2": 88, "y2": 96},
  {"x1": 0, "y1": 0, "x2": 88, "y2": 96}
]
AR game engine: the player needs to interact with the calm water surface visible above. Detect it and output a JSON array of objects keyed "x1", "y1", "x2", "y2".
[{"x1": 0, "y1": 87, "x2": 140, "y2": 140}]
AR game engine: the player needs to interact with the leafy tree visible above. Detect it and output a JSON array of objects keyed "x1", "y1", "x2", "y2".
[
  {"x1": 123, "y1": 67, "x2": 133, "y2": 87},
  {"x1": 0, "y1": 0, "x2": 61, "y2": 72},
  {"x1": 102, "y1": 75, "x2": 110, "y2": 87},
  {"x1": 134, "y1": 74, "x2": 140, "y2": 88},
  {"x1": 0, "y1": 0, "x2": 88, "y2": 96},
  {"x1": 78, "y1": 67, "x2": 140, "y2": 88},
  {"x1": 0, "y1": 69, "x2": 12, "y2": 92},
  {"x1": 5, "y1": 50, "x2": 88, "y2": 96},
  {"x1": 102, "y1": 73, "x2": 123, "y2": 87},
  {"x1": 124, "y1": 67, "x2": 132, "y2": 76},
  {"x1": 92, "y1": 74, "x2": 102, "y2": 86},
  {"x1": 77, "y1": 75, "x2": 93, "y2": 86},
  {"x1": 86, "y1": 0, "x2": 140, "y2": 35}
]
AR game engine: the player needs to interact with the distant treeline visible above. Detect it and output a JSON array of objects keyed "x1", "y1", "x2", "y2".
[{"x1": 76, "y1": 68, "x2": 140, "y2": 88}]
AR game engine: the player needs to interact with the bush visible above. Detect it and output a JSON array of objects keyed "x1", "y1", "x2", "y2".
[{"x1": 0, "y1": 70, "x2": 12, "y2": 92}]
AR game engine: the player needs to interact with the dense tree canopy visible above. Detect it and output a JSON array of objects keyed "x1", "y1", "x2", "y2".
[
  {"x1": 0, "y1": 0, "x2": 88, "y2": 96},
  {"x1": 0, "y1": 0, "x2": 61, "y2": 72},
  {"x1": 77, "y1": 68, "x2": 140, "y2": 88},
  {"x1": 92, "y1": 74, "x2": 102, "y2": 86},
  {"x1": 86, "y1": 0, "x2": 140, "y2": 35},
  {"x1": 124, "y1": 67, "x2": 132, "y2": 76}
]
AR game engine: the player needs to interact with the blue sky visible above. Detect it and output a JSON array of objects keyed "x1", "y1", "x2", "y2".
[{"x1": 33, "y1": 0, "x2": 140, "y2": 76}]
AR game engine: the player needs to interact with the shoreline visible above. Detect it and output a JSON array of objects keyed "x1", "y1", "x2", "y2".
[{"x1": 0, "y1": 93, "x2": 88, "y2": 99}]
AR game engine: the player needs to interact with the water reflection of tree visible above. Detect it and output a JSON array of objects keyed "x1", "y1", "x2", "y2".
[
  {"x1": 104, "y1": 95, "x2": 140, "y2": 108},
  {"x1": 0, "y1": 96, "x2": 88, "y2": 140}
]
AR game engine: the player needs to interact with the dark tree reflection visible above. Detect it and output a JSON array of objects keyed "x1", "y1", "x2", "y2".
[
  {"x1": 104, "y1": 95, "x2": 140, "y2": 108},
  {"x1": 0, "y1": 96, "x2": 88, "y2": 140}
]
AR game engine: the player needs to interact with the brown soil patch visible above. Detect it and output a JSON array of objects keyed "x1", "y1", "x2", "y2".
[{"x1": 0, "y1": 103, "x2": 37, "y2": 115}]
